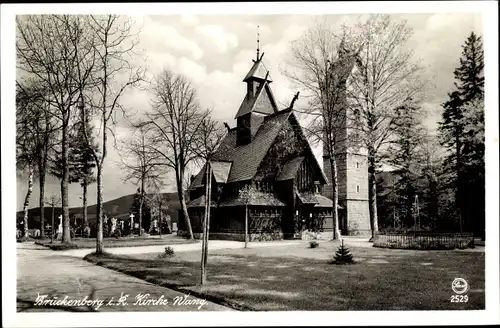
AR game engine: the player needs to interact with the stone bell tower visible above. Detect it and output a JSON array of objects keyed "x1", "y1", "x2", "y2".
[{"x1": 321, "y1": 39, "x2": 370, "y2": 236}]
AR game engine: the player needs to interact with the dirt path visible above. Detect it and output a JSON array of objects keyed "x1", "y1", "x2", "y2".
[
  {"x1": 55, "y1": 239, "x2": 305, "y2": 258},
  {"x1": 16, "y1": 243, "x2": 232, "y2": 312}
]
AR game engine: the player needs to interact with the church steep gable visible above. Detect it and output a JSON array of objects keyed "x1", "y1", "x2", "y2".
[
  {"x1": 255, "y1": 113, "x2": 326, "y2": 184},
  {"x1": 253, "y1": 84, "x2": 277, "y2": 115}
]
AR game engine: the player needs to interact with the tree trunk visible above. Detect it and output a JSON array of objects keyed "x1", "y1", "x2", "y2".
[
  {"x1": 204, "y1": 174, "x2": 211, "y2": 276},
  {"x1": 39, "y1": 172, "x2": 46, "y2": 239},
  {"x1": 368, "y1": 148, "x2": 379, "y2": 240},
  {"x1": 329, "y1": 155, "x2": 341, "y2": 240},
  {"x1": 158, "y1": 203, "x2": 162, "y2": 238},
  {"x1": 201, "y1": 163, "x2": 210, "y2": 285},
  {"x1": 139, "y1": 180, "x2": 144, "y2": 236},
  {"x1": 82, "y1": 180, "x2": 88, "y2": 228},
  {"x1": 51, "y1": 204, "x2": 55, "y2": 243},
  {"x1": 95, "y1": 165, "x2": 104, "y2": 253},
  {"x1": 22, "y1": 165, "x2": 34, "y2": 240},
  {"x1": 178, "y1": 180, "x2": 194, "y2": 240},
  {"x1": 455, "y1": 128, "x2": 463, "y2": 232},
  {"x1": 245, "y1": 204, "x2": 249, "y2": 248},
  {"x1": 61, "y1": 122, "x2": 71, "y2": 244}
]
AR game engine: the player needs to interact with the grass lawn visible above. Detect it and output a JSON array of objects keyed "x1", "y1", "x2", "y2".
[
  {"x1": 84, "y1": 240, "x2": 485, "y2": 311},
  {"x1": 35, "y1": 234, "x2": 195, "y2": 250}
]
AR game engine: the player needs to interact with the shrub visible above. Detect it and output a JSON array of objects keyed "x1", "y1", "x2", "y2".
[
  {"x1": 83, "y1": 226, "x2": 91, "y2": 238},
  {"x1": 158, "y1": 246, "x2": 175, "y2": 259},
  {"x1": 48, "y1": 243, "x2": 79, "y2": 251},
  {"x1": 309, "y1": 241, "x2": 319, "y2": 248},
  {"x1": 17, "y1": 236, "x2": 30, "y2": 243},
  {"x1": 112, "y1": 228, "x2": 122, "y2": 239}
]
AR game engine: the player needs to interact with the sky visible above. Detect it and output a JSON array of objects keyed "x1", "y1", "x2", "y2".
[{"x1": 15, "y1": 12, "x2": 483, "y2": 211}]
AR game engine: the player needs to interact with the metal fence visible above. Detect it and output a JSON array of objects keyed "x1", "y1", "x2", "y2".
[{"x1": 373, "y1": 231, "x2": 475, "y2": 250}]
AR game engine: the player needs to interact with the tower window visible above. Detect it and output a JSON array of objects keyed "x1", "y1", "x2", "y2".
[
  {"x1": 356, "y1": 162, "x2": 360, "y2": 169},
  {"x1": 356, "y1": 185, "x2": 360, "y2": 193}
]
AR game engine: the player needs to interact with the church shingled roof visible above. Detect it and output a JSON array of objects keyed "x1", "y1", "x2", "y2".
[
  {"x1": 218, "y1": 191, "x2": 285, "y2": 207},
  {"x1": 234, "y1": 82, "x2": 277, "y2": 118},
  {"x1": 186, "y1": 195, "x2": 216, "y2": 208},
  {"x1": 190, "y1": 109, "x2": 293, "y2": 189},
  {"x1": 296, "y1": 191, "x2": 319, "y2": 204},
  {"x1": 243, "y1": 60, "x2": 273, "y2": 82}
]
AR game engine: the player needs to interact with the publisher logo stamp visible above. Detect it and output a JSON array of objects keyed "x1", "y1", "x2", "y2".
[{"x1": 451, "y1": 278, "x2": 469, "y2": 295}]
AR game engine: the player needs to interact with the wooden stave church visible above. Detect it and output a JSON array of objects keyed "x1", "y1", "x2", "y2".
[{"x1": 178, "y1": 54, "x2": 339, "y2": 241}]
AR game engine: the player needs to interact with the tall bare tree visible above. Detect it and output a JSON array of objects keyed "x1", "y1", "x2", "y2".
[
  {"x1": 16, "y1": 79, "x2": 58, "y2": 239},
  {"x1": 347, "y1": 15, "x2": 429, "y2": 239},
  {"x1": 77, "y1": 15, "x2": 145, "y2": 253},
  {"x1": 118, "y1": 124, "x2": 166, "y2": 236},
  {"x1": 16, "y1": 82, "x2": 38, "y2": 240},
  {"x1": 17, "y1": 15, "x2": 97, "y2": 243},
  {"x1": 141, "y1": 69, "x2": 210, "y2": 240},
  {"x1": 285, "y1": 20, "x2": 363, "y2": 240},
  {"x1": 192, "y1": 112, "x2": 226, "y2": 285}
]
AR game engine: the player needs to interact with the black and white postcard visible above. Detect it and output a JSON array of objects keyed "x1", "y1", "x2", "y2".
[{"x1": 2, "y1": 1, "x2": 498, "y2": 327}]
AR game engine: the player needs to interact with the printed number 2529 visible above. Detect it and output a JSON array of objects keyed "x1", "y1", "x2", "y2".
[{"x1": 451, "y1": 295, "x2": 468, "y2": 303}]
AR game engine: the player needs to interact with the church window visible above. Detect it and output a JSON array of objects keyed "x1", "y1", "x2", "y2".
[
  {"x1": 356, "y1": 185, "x2": 360, "y2": 193},
  {"x1": 356, "y1": 162, "x2": 360, "y2": 169}
]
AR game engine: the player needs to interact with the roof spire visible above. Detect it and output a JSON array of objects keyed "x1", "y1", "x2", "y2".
[{"x1": 256, "y1": 25, "x2": 260, "y2": 61}]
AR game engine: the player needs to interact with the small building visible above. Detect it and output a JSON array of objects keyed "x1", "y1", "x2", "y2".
[{"x1": 179, "y1": 53, "x2": 337, "y2": 241}]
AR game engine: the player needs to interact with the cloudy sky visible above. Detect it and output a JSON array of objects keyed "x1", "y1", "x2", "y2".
[{"x1": 15, "y1": 12, "x2": 483, "y2": 211}]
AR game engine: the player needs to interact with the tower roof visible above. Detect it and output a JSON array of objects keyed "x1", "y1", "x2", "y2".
[{"x1": 243, "y1": 59, "x2": 273, "y2": 83}]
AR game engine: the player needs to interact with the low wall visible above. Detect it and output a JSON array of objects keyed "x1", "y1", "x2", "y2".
[
  {"x1": 373, "y1": 232, "x2": 475, "y2": 250},
  {"x1": 176, "y1": 230, "x2": 283, "y2": 242},
  {"x1": 301, "y1": 230, "x2": 333, "y2": 241}
]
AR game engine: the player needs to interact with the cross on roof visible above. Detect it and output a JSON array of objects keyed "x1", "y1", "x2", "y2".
[{"x1": 256, "y1": 25, "x2": 260, "y2": 61}]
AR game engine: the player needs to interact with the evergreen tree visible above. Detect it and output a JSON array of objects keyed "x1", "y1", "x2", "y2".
[
  {"x1": 73, "y1": 105, "x2": 98, "y2": 229},
  {"x1": 332, "y1": 239, "x2": 354, "y2": 264},
  {"x1": 387, "y1": 100, "x2": 426, "y2": 228},
  {"x1": 131, "y1": 188, "x2": 152, "y2": 233},
  {"x1": 50, "y1": 104, "x2": 98, "y2": 229},
  {"x1": 438, "y1": 32, "x2": 485, "y2": 236},
  {"x1": 453, "y1": 32, "x2": 484, "y2": 102},
  {"x1": 50, "y1": 131, "x2": 82, "y2": 184}
]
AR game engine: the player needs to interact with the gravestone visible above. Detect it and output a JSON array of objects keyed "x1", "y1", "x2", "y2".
[
  {"x1": 129, "y1": 213, "x2": 135, "y2": 233},
  {"x1": 110, "y1": 217, "x2": 117, "y2": 234},
  {"x1": 58, "y1": 215, "x2": 63, "y2": 236},
  {"x1": 172, "y1": 222, "x2": 178, "y2": 232}
]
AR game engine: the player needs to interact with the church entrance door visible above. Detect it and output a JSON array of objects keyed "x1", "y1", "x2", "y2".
[{"x1": 294, "y1": 205, "x2": 314, "y2": 238}]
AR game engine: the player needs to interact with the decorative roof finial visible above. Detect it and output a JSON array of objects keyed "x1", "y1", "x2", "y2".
[{"x1": 256, "y1": 25, "x2": 260, "y2": 61}]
